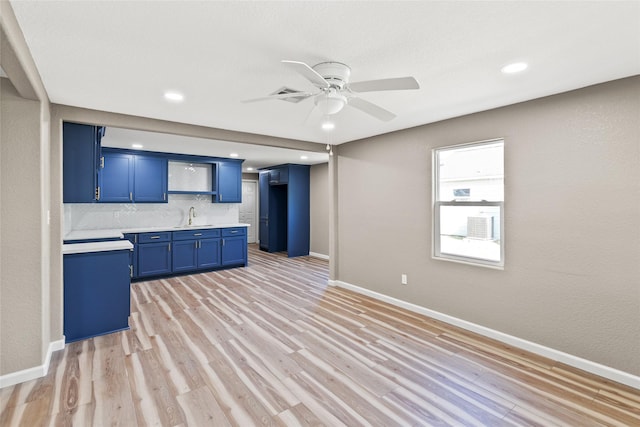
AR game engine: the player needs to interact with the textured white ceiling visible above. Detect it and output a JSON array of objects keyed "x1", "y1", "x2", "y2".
[{"x1": 9, "y1": 1, "x2": 640, "y2": 146}]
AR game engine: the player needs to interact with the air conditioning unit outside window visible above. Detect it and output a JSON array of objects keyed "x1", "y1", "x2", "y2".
[{"x1": 467, "y1": 216, "x2": 493, "y2": 240}]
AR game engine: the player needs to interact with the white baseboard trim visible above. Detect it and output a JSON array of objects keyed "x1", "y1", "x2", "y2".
[
  {"x1": 309, "y1": 252, "x2": 329, "y2": 260},
  {"x1": 329, "y1": 279, "x2": 640, "y2": 390},
  {"x1": 0, "y1": 338, "x2": 65, "y2": 389}
]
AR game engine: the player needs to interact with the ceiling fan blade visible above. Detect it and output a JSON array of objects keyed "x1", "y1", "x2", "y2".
[
  {"x1": 347, "y1": 97, "x2": 396, "y2": 121},
  {"x1": 242, "y1": 91, "x2": 315, "y2": 103},
  {"x1": 282, "y1": 60, "x2": 330, "y2": 89},
  {"x1": 348, "y1": 76, "x2": 419, "y2": 93}
]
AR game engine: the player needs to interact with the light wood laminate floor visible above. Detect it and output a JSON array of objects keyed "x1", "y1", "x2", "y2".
[{"x1": 2, "y1": 245, "x2": 639, "y2": 426}]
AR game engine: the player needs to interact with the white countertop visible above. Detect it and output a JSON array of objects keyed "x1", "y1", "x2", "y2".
[
  {"x1": 63, "y1": 240, "x2": 134, "y2": 255},
  {"x1": 64, "y1": 223, "x2": 250, "y2": 241}
]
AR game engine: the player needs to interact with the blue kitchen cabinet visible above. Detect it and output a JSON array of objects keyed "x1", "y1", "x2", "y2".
[
  {"x1": 215, "y1": 160, "x2": 242, "y2": 203},
  {"x1": 259, "y1": 172, "x2": 270, "y2": 251},
  {"x1": 258, "y1": 164, "x2": 309, "y2": 257},
  {"x1": 199, "y1": 238, "x2": 222, "y2": 268},
  {"x1": 259, "y1": 170, "x2": 288, "y2": 253},
  {"x1": 137, "y1": 232, "x2": 172, "y2": 277},
  {"x1": 172, "y1": 240, "x2": 198, "y2": 272},
  {"x1": 63, "y1": 122, "x2": 104, "y2": 203},
  {"x1": 221, "y1": 227, "x2": 247, "y2": 266},
  {"x1": 268, "y1": 167, "x2": 289, "y2": 185},
  {"x1": 99, "y1": 149, "x2": 167, "y2": 203},
  {"x1": 173, "y1": 229, "x2": 221, "y2": 271},
  {"x1": 100, "y1": 151, "x2": 134, "y2": 202},
  {"x1": 286, "y1": 164, "x2": 310, "y2": 257},
  {"x1": 64, "y1": 249, "x2": 131, "y2": 342},
  {"x1": 134, "y1": 155, "x2": 168, "y2": 202},
  {"x1": 124, "y1": 233, "x2": 138, "y2": 278}
]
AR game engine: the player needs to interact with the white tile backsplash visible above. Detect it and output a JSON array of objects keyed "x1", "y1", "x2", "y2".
[{"x1": 65, "y1": 194, "x2": 239, "y2": 231}]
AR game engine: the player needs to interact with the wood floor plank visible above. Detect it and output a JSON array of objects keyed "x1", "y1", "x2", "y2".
[{"x1": 2, "y1": 244, "x2": 638, "y2": 427}]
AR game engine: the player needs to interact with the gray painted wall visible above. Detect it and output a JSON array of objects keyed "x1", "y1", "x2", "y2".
[
  {"x1": 310, "y1": 163, "x2": 329, "y2": 257},
  {"x1": 335, "y1": 76, "x2": 640, "y2": 375},
  {"x1": 0, "y1": 78, "x2": 45, "y2": 374}
]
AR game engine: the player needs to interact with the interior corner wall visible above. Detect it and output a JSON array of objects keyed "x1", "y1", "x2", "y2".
[
  {"x1": 0, "y1": 77, "x2": 45, "y2": 375},
  {"x1": 336, "y1": 76, "x2": 640, "y2": 376},
  {"x1": 310, "y1": 163, "x2": 329, "y2": 257}
]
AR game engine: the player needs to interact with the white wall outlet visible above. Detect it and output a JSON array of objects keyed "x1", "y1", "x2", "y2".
[{"x1": 401, "y1": 274, "x2": 408, "y2": 285}]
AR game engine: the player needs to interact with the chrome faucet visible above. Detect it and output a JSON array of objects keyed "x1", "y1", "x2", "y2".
[{"x1": 188, "y1": 206, "x2": 196, "y2": 225}]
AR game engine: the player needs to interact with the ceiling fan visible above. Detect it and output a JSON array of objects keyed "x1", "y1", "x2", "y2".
[{"x1": 242, "y1": 60, "x2": 420, "y2": 122}]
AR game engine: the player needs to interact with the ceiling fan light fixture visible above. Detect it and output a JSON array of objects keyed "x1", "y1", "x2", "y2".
[{"x1": 315, "y1": 92, "x2": 347, "y2": 115}]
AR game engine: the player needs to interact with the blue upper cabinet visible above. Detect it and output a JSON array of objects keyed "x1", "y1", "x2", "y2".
[
  {"x1": 99, "y1": 151, "x2": 134, "y2": 202},
  {"x1": 215, "y1": 160, "x2": 242, "y2": 203},
  {"x1": 134, "y1": 156, "x2": 167, "y2": 202},
  {"x1": 99, "y1": 149, "x2": 167, "y2": 203},
  {"x1": 63, "y1": 122, "x2": 104, "y2": 203}
]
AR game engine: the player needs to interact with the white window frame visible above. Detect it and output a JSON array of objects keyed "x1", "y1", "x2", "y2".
[{"x1": 432, "y1": 139, "x2": 505, "y2": 269}]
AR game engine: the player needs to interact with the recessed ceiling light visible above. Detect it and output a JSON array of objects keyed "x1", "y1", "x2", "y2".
[
  {"x1": 321, "y1": 121, "x2": 335, "y2": 131},
  {"x1": 247, "y1": 167, "x2": 254, "y2": 171},
  {"x1": 300, "y1": 155, "x2": 308, "y2": 160},
  {"x1": 164, "y1": 91, "x2": 184, "y2": 102},
  {"x1": 501, "y1": 62, "x2": 528, "y2": 74},
  {"x1": 230, "y1": 153, "x2": 239, "y2": 158},
  {"x1": 132, "y1": 143, "x2": 143, "y2": 149}
]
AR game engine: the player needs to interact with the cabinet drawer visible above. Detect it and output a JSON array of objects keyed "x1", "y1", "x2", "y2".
[
  {"x1": 138, "y1": 232, "x2": 171, "y2": 243},
  {"x1": 221, "y1": 227, "x2": 246, "y2": 237},
  {"x1": 173, "y1": 229, "x2": 220, "y2": 241}
]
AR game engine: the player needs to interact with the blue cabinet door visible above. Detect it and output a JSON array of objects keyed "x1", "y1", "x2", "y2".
[
  {"x1": 124, "y1": 233, "x2": 138, "y2": 278},
  {"x1": 221, "y1": 236, "x2": 247, "y2": 266},
  {"x1": 173, "y1": 240, "x2": 198, "y2": 272},
  {"x1": 286, "y1": 165, "x2": 310, "y2": 257},
  {"x1": 259, "y1": 172, "x2": 270, "y2": 250},
  {"x1": 216, "y1": 160, "x2": 242, "y2": 203},
  {"x1": 198, "y1": 238, "x2": 221, "y2": 268},
  {"x1": 64, "y1": 249, "x2": 131, "y2": 342},
  {"x1": 100, "y1": 152, "x2": 134, "y2": 202},
  {"x1": 134, "y1": 155, "x2": 167, "y2": 203},
  {"x1": 63, "y1": 122, "x2": 101, "y2": 203},
  {"x1": 137, "y1": 242, "x2": 172, "y2": 277}
]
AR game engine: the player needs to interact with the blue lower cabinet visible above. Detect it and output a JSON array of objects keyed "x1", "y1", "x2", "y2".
[
  {"x1": 64, "y1": 249, "x2": 131, "y2": 342},
  {"x1": 138, "y1": 237, "x2": 172, "y2": 277},
  {"x1": 172, "y1": 240, "x2": 198, "y2": 272},
  {"x1": 129, "y1": 228, "x2": 246, "y2": 279},
  {"x1": 221, "y1": 228, "x2": 247, "y2": 266},
  {"x1": 198, "y1": 238, "x2": 222, "y2": 268}
]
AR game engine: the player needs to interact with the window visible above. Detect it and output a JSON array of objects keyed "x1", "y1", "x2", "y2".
[{"x1": 433, "y1": 139, "x2": 504, "y2": 267}]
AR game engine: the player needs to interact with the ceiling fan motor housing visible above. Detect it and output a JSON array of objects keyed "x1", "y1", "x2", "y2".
[{"x1": 312, "y1": 62, "x2": 351, "y2": 89}]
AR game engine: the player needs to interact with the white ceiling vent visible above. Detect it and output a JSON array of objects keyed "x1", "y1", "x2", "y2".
[{"x1": 271, "y1": 87, "x2": 308, "y2": 103}]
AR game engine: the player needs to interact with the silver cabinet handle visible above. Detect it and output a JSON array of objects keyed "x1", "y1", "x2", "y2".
[
  {"x1": 194, "y1": 233, "x2": 203, "y2": 236},
  {"x1": 230, "y1": 230, "x2": 238, "y2": 234},
  {"x1": 150, "y1": 236, "x2": 160, "y2": 239},
  {"x1": 129, "y1": 192, "x2": 133, "y2": 201}
]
